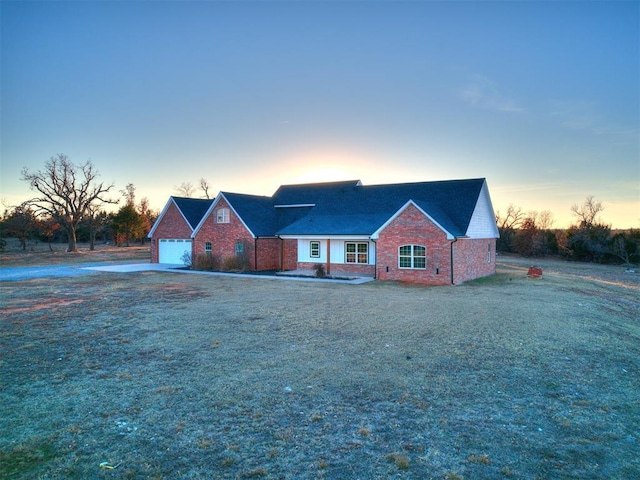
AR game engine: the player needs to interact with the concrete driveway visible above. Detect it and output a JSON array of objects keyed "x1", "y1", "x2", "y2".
[
  {"x1": 0, "y1": 262, "x2": 373, "y2": 284},
  {"x1": 0, "y1": 262, "x2": 181, "y2": 281}
]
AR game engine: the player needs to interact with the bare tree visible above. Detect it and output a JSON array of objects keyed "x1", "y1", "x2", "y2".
[
  {"x1": 609, "y1": 230, "x2": 640, "y2": 266},
  {"x1": 571, "y1": 195, "x2": 604, "y2": 228},
  {"x1": 512, "y1": 210, "x2": 556, "y2": 257},
  {"x1": 21, "y1": 154, "x2": 116, "y2": 252},
  {"x1": 537, "y1": 210, "x2": 554, "y2": 230},
  {"x1": 496, "y1": 204, "x2": 524, "y2": 231},
  {"x1": 199, "y1": 178, "x2": 212, "y2": 199},
  {"x1": 564, "y1": 196, "x2": 610, "y2": 262},
  {"x1": 174, "y1": 181, "x2": 196, "y2": 197},
  {"x1": 121, "y1": 183, "x2": 136, "y2": 206},
  {"x1": 495, "y1": 204, "x2": 524, "y2": 252}
]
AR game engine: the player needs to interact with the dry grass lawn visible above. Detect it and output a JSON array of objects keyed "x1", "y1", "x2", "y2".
[
  {"x1": 0, "y1": 240, "x2": 150, "y2": 267},
  {"x1": 1, "y1": 247, "x2": 638, "y2": 479}
]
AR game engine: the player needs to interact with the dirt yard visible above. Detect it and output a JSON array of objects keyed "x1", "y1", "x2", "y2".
[{"x1": 1, "y1": 249, "x2": 638, "y2": 479}]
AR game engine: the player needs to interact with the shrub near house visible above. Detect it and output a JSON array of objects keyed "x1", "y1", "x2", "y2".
[{"x1": 148, "y1": 178, "x2": 500, "y2": 284}]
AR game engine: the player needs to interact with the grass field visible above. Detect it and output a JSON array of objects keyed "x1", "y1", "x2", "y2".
[{"x1": 1, "y1": 246, "x2": 638, "y2": 479}]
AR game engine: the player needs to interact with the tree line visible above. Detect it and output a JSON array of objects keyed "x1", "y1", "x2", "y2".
[
  {"x1": 1, "y1": 154, "x2": 638, "y2": 265},
  {"x1": 0, "y1": 154, "x2": 157, "y2": 252},
  {"x1": 496, "y1": 197, "x2": 639, "y2": 265}
]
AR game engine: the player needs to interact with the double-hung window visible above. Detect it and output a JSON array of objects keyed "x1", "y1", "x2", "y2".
[
  {"x1": 205, "y1": 242, "x2": 212, "y2": 253},
  {"x1": 216, "y1": 208, "x2": 230, "y2": 224},
  {"x1": 399, "y1": 245, "x2": 426, "y2": 269},
  {"x1": 345, "y1": 242, "x2": 368, "y2": 264},
  {"x1": 310, "y1": 241, "x2": 320, "y2": 258}
]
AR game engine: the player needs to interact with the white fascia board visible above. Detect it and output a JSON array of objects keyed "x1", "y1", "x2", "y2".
[
  {"x1": 279, "y1": 234, "x2": 372, "y2": 241},
  {"x1": 148, "y1": 197, "x2": 192, "y2": 238},
  {"x1": 371, "y1": 200, "x2": 455, "y2": 240}
]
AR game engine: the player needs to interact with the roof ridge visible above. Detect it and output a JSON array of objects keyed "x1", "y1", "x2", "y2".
[
  {"x1": 277, "y1": 179, "x2": 361, "y2": 188},
  {"x1": 361, "y1": 177, "x2": 485, "y2": 188}
]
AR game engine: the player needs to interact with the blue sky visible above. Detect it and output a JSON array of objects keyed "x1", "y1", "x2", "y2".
[{"x1": 1, "y1": 1, "x2": 638, "y2": 228}]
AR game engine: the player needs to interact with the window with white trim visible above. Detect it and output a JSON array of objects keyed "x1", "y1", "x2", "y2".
[
  {"x1": 399, "y1": 244, "x2": 426, "y2": 269},
  {"x1": 216, "y1": 208, "x2": 230, "y2": 223},
  {"x1": 310, "y1": 241, "x2": 320, "y2": 258},
  {"x1": 345, "y1": 242, "x2": 368, "y2": 264},
  {"x1": 487, "y1": 243, "x2": 491, "y2": 263},
  {"x1": 205, "y1": 242, "x2": 212, "y2": 253}
]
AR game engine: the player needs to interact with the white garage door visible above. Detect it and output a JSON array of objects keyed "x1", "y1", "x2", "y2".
[{"x1": 159, "y1": 239, "x2": 192, "y2": 264}]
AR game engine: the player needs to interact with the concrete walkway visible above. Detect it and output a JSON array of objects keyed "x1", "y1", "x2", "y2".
[{"x1": 83, "y1": 264, "x2": 375, "y2": 284}]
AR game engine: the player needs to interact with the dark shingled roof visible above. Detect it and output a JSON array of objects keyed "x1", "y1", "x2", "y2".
[
  {"x1": 171, "y1": 197, "x2": 214, "y2": 230},
  {"x1": 276, "y1": 178, "x2": 485, "y2": 237},
  {"x1": 175, "y1": 179, "x2": 487, "y2": 238},
  {"x1": 272, "y1": 180, "x2": 362, "y2": 206},
  {"x1": 220, "y1": 192, "x2": 279, "y2": 237}
]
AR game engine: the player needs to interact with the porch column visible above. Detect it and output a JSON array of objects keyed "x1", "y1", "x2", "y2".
[{"x1": 326, "y1": 239, "x2": 331, "y2": 275}]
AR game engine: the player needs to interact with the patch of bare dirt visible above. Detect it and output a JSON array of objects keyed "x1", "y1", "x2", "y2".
[{"x1": 1, "y1": 298, "x2": 85, "y2": 314}]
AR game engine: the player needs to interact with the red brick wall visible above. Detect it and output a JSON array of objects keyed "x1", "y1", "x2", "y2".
[
  {"x1": 297, "y1": 262, "x2": 376, "y2": 276},
  {"x1": 375, "y1": 204, "x2": 451, "y2": 284},
  {"x1": 150, "y1": 202, "x2": 194, "y2": 263},
  {"x1": 152, "y1": 198, "x2": 496, "y2": 281},
  {"x1": 452, "y1": 238, "x2": 496, "y2": 284},
  {"x1": 282, "y1": 239, "x2": 298, "y2": 271},
  {"x1": 193, "y1": 199, "x2": 256, "y2": 269},
  {"x1": 256, "y1": 238, "x2": 281, "y2": 271}
]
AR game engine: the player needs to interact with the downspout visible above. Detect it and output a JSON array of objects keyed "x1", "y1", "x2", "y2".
[
  {"x1": 279, "y1": 236, "x2": 284, "y2": 271},
  {"x1": 450, "y1": 237, "x2": 458, "y2": 285},
  {"x1": 254, "y1": 237, "x2": 258, "y2": 271},
  {"x1": 372, "y1": 238, "x2": 377, "y2": 279}
]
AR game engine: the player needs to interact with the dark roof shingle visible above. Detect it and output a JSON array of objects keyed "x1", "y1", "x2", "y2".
[
  {"x1": 172, "y1": 197, "x2": 214, "y2": 230},
  {"x1": 174, "y1": 179, "x2": 487, "y2": 238},
  {"x1": 276, "y1": 178, "x2": 485, "y2": 236}
]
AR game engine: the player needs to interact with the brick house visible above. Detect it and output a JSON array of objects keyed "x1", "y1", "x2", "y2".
[{"x1": 148, "y1": 178, "x2": 499, "y2": 284}]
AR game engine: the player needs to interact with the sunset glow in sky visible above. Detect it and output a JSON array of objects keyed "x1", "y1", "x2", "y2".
[{"x1": 1, "y1": 1, "x2": 638, "y2": 228}]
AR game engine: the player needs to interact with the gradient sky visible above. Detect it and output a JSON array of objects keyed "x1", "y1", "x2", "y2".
[{"x1": 1, "y1": 1, "x2": 638, "y2": 228}]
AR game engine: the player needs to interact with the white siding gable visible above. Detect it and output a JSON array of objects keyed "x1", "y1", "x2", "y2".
[
  {"x1": 297, "y1": 239, "x2": 376, "y2": 265},
  {"x1": 466, "y1": 180, "x2": 499, "y2": 239},
  {"x1": 298, "y1": 240, "x2": 327, "y2": 262}
]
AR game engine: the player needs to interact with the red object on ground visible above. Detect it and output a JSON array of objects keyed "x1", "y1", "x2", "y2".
[{"x1": 527, "y1": 266, "x2": 543, "y2": 278}]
